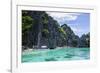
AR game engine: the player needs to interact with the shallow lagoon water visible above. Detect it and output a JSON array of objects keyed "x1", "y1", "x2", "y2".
[{"x1": 22, "y1": 47, "x2": 90, "y2": 62}]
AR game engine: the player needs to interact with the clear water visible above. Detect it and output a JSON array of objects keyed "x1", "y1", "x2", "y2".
[{"x1": 22, "y1": 47, "x2": 90, "y2": 63}]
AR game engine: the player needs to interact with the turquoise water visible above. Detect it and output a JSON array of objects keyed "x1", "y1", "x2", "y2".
[{"x1": 22, "y1": 47, "x2": 90, "y2": 63}]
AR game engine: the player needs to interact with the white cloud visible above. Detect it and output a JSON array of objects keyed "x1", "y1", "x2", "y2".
[
  {"x1": 70, "y1": 26, "x2": 89, "y2": 37},
  {"x1": 46, "y1": 12, "x2": 81, "y2": 21},
  {"x1": 71, "y1": 27, "x2": 78, "y2": 32},
  {"x1": 71, "y1": 26, "x2": 86, "y2": 32}
]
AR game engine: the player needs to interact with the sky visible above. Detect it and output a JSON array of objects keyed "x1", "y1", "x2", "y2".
[{"x1": 46, "y1": 12, "x2": 90, "y2": 37}]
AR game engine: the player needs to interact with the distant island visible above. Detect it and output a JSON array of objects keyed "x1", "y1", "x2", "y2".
[{"x1": 22, "y1": 10, "x2": 90, "y2": 50}]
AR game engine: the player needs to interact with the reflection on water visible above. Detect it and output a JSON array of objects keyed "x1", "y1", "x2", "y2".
[{"x1": 22, "y1": 47, "x2": 90, "y2": 63}]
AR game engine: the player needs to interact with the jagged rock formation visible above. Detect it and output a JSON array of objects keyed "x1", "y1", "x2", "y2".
[
  {"x1": 61, "y1": 24, "x2": 80, "y2": 47},
  {"x1": 22, "y1": 10, "x2": 90, "y2": 50},
  {"x1": 79, "y1": 33, "x2": 90, "y2": 47}
]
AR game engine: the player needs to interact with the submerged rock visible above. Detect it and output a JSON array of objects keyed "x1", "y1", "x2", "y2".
[{"x1": 45, "y1": 58, "x2": 57, "y2": 61}]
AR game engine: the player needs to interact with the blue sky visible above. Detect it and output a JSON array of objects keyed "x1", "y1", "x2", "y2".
[{"x1": 47, "y1": 12, "x2": 90, "y2": 37}]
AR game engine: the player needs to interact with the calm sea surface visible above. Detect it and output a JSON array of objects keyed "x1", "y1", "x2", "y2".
[{"x1": 22, "y1": 47, "x2": 90, "y2": 62}]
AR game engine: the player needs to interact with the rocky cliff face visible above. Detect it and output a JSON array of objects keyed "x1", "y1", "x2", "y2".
[
  {"x1": 22, "y1": 10, "x2": 90, "y2": 50},
  {"x1": 79, "y1": 33, "x2": 90, "y2": 47},
  {"x1": 61, "y1": 24, "x2": 80, "y2": 47}
]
